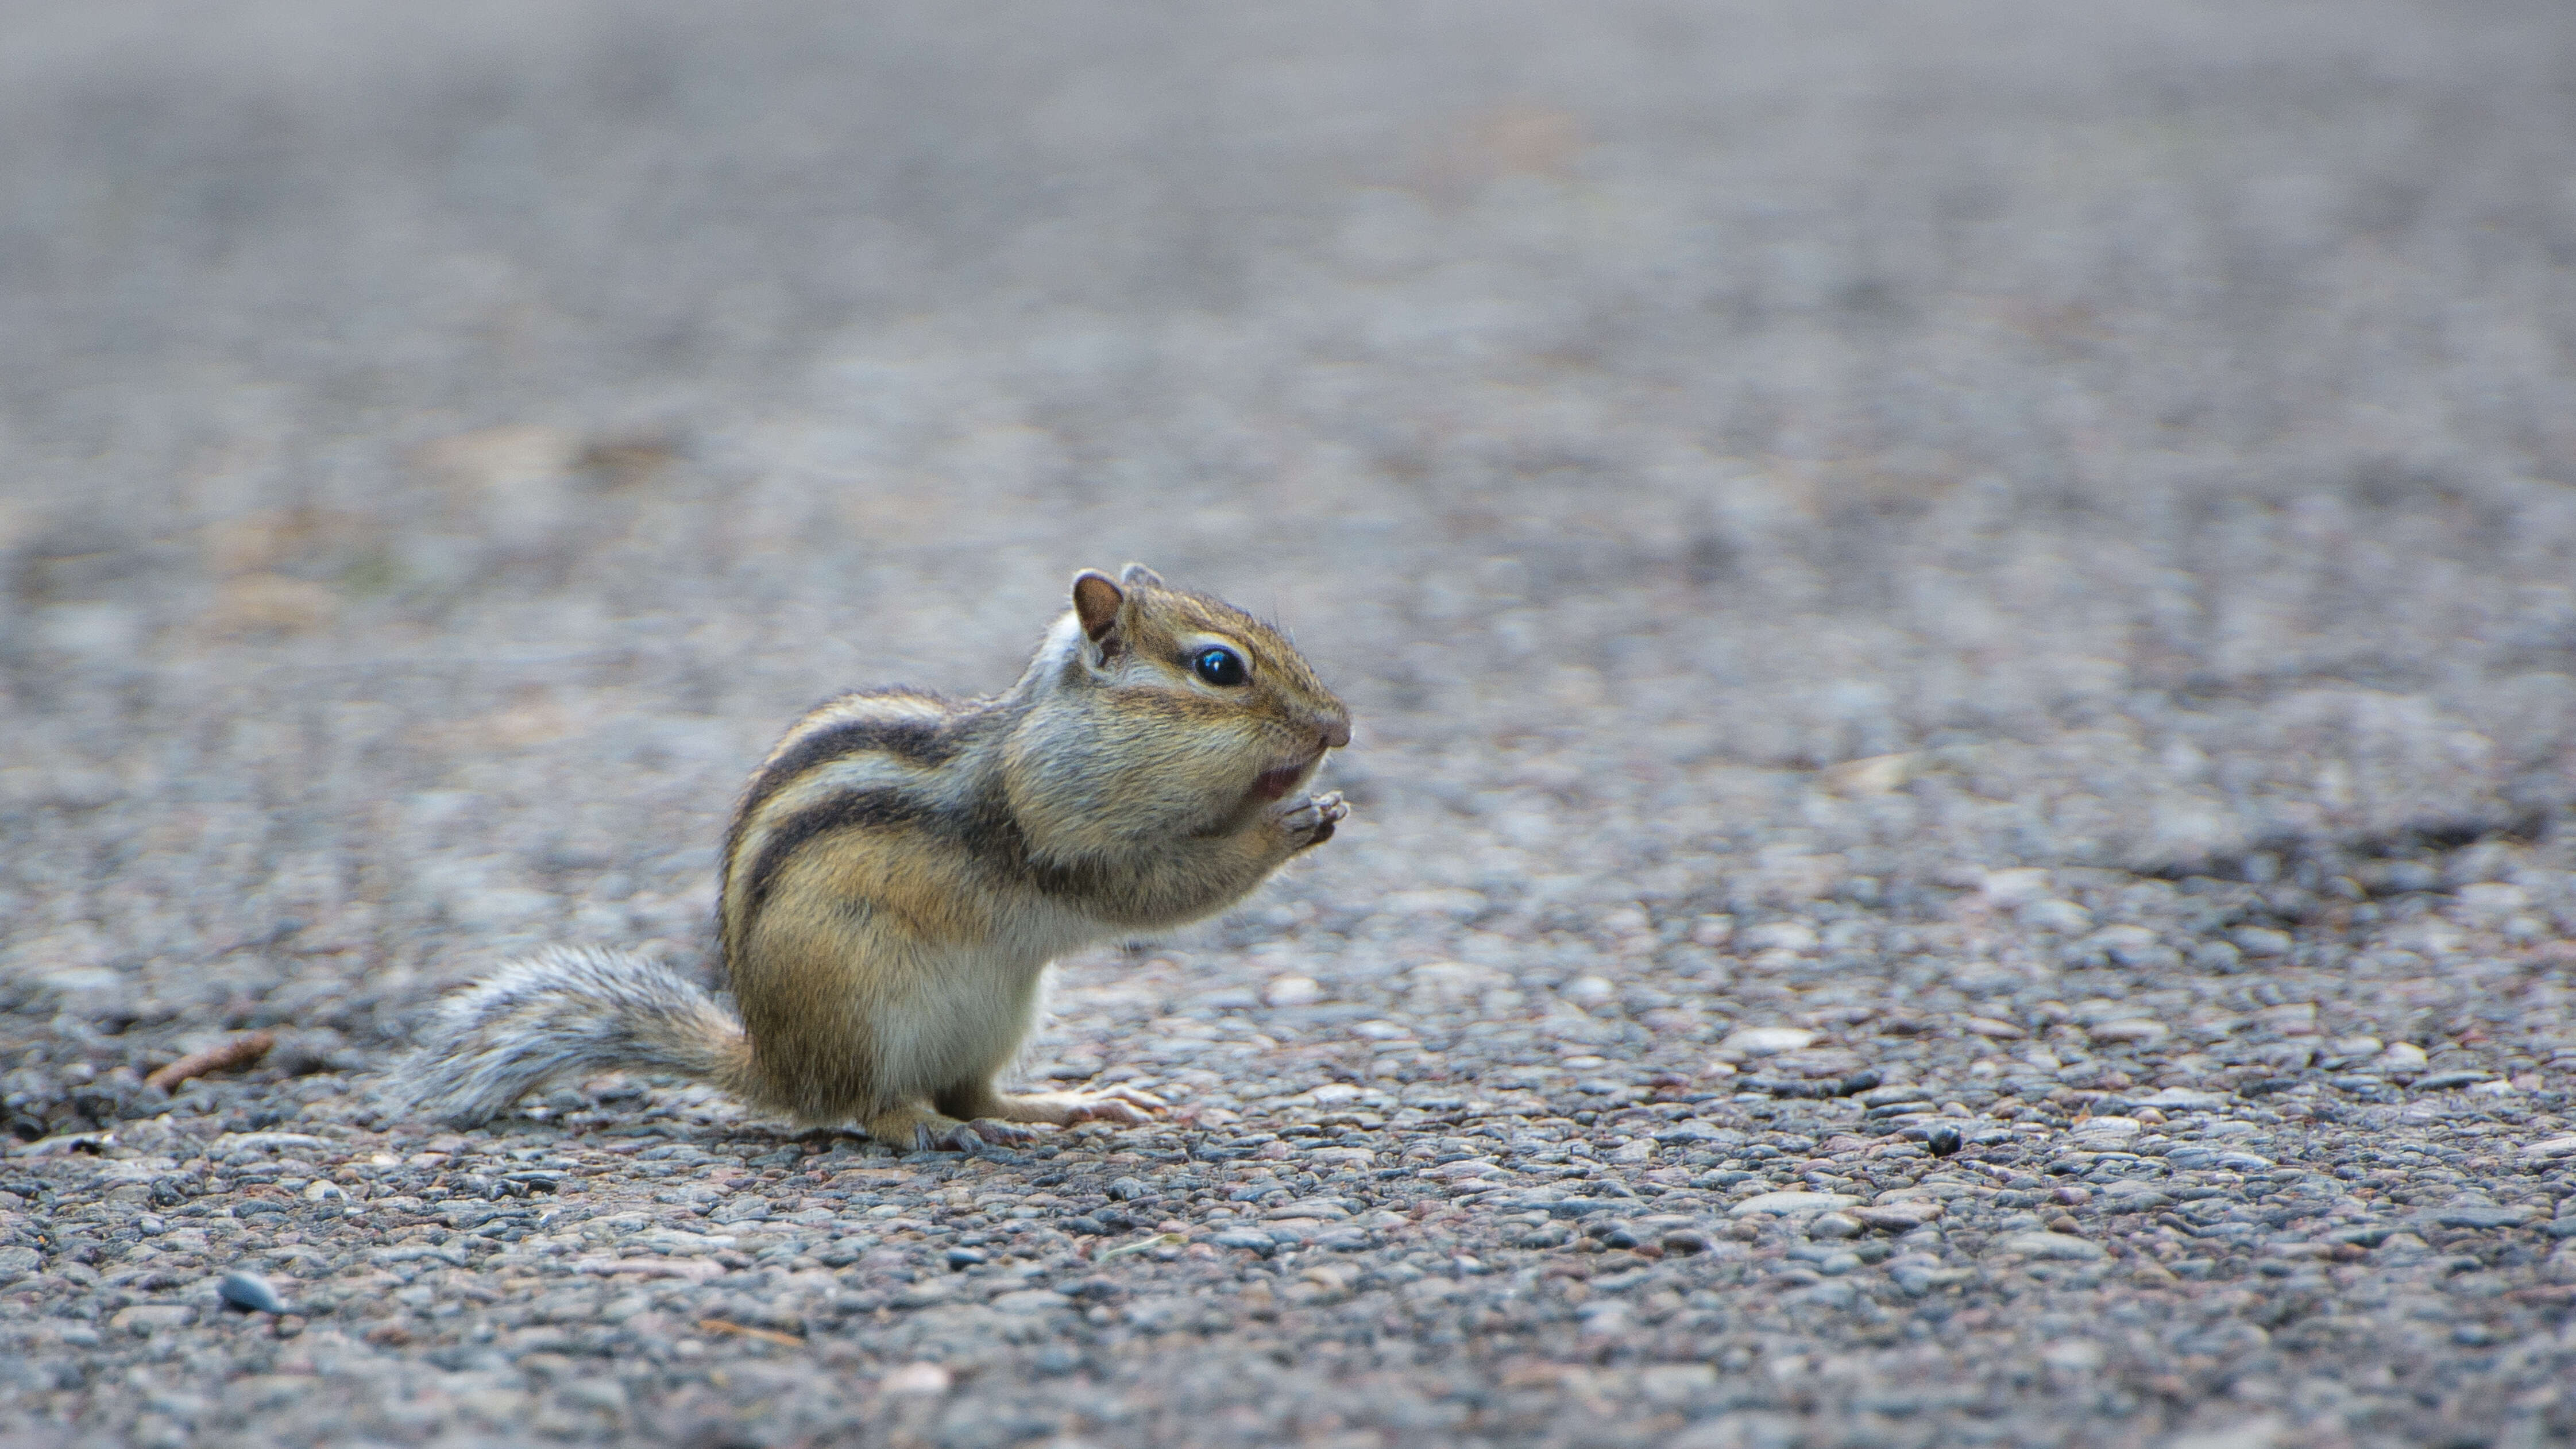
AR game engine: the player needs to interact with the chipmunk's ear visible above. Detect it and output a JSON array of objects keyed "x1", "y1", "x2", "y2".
[
  {"x1": 1071, "y1": 569, "x2": 1126, "y2": 647},
  {"x1": 1118, "y1": 563, "x2": 1164, "y2": 590}
]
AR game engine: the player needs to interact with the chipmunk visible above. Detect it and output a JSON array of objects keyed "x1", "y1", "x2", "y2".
[{"x1": 403, "y1": 565, "x2": 1350, "y2": 1149}]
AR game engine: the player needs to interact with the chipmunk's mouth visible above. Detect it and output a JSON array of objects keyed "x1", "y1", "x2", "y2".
[{"x1": 1250, "y1": 755, "x2": 1319, "y2": 802}]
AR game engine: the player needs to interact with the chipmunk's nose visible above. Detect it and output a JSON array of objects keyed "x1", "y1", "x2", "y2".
[{"x1": 1317, "y1": 714, "x2": 1352, "y2": 750}]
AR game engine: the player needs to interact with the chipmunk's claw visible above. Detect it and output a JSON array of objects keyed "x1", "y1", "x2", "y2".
[
  {"x1": 1276, "y1": 790, "x2": 1348, "y2": 849},
  {"x1": 892, "y1": 1114, "x2": 1040, "y2": 1154},
  {"x1": 953, "y1": 1118, "x2": 1041, "y2": 1157}
]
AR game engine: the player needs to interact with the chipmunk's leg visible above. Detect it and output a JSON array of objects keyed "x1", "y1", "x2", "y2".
[
  {"x1": 936, "y1": 1079, "x2": 1165, "y2": 1129},
  {"x1": 860, "y1": 1099, "x2": 1039, "y2": 1152}
]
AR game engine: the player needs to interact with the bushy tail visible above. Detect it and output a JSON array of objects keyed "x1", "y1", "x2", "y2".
[{"x1": 400, "y1": 946, "x2": 754, "y2": 1126}]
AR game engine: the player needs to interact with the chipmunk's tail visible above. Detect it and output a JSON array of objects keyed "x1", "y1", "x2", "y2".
[{"x1": 399, "y1": 946, "x2": 754, "y2": 1126}]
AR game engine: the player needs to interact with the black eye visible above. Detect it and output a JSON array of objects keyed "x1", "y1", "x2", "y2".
[{"x1": 1192, "y1": 647, "x2": 1248, "y2": 686}]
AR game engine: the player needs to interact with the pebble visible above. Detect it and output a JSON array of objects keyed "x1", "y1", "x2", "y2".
[
  {"x1": 1853, "y1": 1201, "x2": 1944, "y2": 1232},
  {"x1": 2423, "y1": 1205, "x2": 2538, "y2": 1230},
  {"x1": 217, "y1": 1269, "x2": 291, "y2": 1314},
  {"x1": 2379, "y1": 1042, "x2": 2431, "y2": 1072},
  {"x1": 2040, "y1": 1340, "x2": 2106, "y2": 1373},
  {"x1": 1981, "y1": 868, "x2": 2053, "y2": 907},
  {"x1": 2085, "y1": 1018, "x2": 2168, "y2": 1045},
  {"x1": 1886, "y1": 1256, "x2": 1973, "y2": 1296},
  {"x1": 2415, "y1": 1071, "x2": 2493, "y2": 1091},
  {"x1": 1731, "y1": 1192, "x2": 1860, "y2": 1217},
  {"x1": 2068, "y1": 1116, "x2": 2143, "y2": 1147},
  {"x1": 1719, "y1": 1027, "x2": 1819, "y2": 1056},
  {"x1": 879, "y1": 1363, "x2": 953, "y2": 1396},
  {"x1": 2134, "y1": 1088, "x2": 2229, "y2": 1111},
  {"x1": 1262, "y1": 976, "x2": 1321, "y2": 1007},
  {"x1": 1996, "y1": 1232, "x2": 2107, "y2": 1262},
  {"x1": 2022, "y1": 900, "x2": 2095, "y2": 934}
]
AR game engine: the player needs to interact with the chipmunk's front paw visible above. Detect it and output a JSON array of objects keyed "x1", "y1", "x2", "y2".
[{"x1": 1274, "y1": 790, "x2": 1348, "y2": 851}]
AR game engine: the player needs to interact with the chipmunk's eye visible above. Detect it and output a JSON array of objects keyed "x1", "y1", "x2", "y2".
[{"x1": 1191, "y1": 646, "x2": 1249, "y2": 687}]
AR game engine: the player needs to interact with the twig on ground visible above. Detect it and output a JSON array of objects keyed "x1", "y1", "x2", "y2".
[
  {"x1": 145, "y1": 1031, "x2": 277, "y2": 1092},
  {"x1": 698, "y1": 1318, "x2": 804, "y2": 1348}
]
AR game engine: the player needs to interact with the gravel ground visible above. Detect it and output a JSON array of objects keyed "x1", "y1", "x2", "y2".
[{"x1": 6, "y1": 3, "x2": 2576, "y2": 1446}]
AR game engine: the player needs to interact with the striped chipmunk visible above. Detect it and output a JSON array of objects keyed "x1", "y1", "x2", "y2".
[{"x1": 403, "y1": 565, "x2": 1351, "y2": 1149}]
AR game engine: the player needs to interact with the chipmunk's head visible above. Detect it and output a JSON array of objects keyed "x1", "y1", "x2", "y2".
[{"x1": 1053, "y1": 563, "x2": 1350, "y2": 809}]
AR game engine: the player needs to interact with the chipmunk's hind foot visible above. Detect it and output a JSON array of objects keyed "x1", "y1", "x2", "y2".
[
  {"x1": 860, "y1": 1103, "x2": 1038, "y2": 1154},
  {"x1": 964, "y1": 1084, "x2": 1167, "y2": 1127}
]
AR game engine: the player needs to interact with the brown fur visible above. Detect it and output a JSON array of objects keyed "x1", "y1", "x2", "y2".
[
  {"x1": 407, "y1": 567, "x2": 1345, "y2": 1143},
  {"x1": 712, "y1": 565, "x2": 1350, "y2": 1146}
]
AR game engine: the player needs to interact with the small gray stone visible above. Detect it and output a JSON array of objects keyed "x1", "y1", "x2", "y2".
[
  {"x1": 1853, "y1": 1201, "x2": 1944, "y2": 1232},
  {"x1": 2087, "y1": 1018, "x2": 2169, "y2": 1045},
  {"x1": 1887, "y1": 1257, "x2": 1973, "y2": 1296},
  {"x1": 1996, "y1": 1231, "x2": 2106, "y2": 1261},
  {"x1": 1731, "y1": 1192, "x2": 1859, "y2": 1217},
  {"x1": 2413, "y1": 1071, "x2": 2493, "y2": 1092},
  {"x1": 2234, "y1": 928, "x2": 2293, "y2": 957},
  {"x1": 110, "y1": 1304, "x2": 196, "y2": 1334},
  {"x1": 2425, "y1": 1205, "x2": 2538, "y2": 1230},
  {"x1": 987, "y1": 1289, "x2": 1072, "y2": 1314},
  {"x1": 1720, "y1": 1026, "x2": 1819, "y2": 1055},
  {"x1": 218, "y1": 1269, "x2": 291, "y2": 1314},
  {"x1": 2135, "y1": 1088, "x2": 2229, "y2": 1112}
]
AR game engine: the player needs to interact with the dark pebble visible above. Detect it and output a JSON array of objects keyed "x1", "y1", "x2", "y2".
[
  {"x1": 2425, "y1": 1206, "x2": 2535, "y2": 1229},
  {"x1": 2412, "y1": 1072, "x2": 2494, "y2": 1092}
]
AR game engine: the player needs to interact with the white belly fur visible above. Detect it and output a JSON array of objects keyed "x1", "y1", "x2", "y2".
[{"x1": 870, "y1": 908, "x2": 1097, "y2": 1100}]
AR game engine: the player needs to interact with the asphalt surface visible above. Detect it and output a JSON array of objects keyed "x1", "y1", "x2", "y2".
[{"x1": 3, "y1": 3, "x2": 2575, "y2": 1447}]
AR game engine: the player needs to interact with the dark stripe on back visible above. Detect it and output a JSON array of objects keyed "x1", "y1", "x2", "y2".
[
  {"x1": 740, "y1": 788, "x2": 934, "y2": 923},
  {"x1": 737, "y1": 700, "x2": 966, "y2": 826},
  {"x1": 953, "y1": 781, "x2": 1118, "y2": 902}
]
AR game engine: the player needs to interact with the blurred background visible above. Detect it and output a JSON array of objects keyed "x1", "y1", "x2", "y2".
[{"x1": 2, "y1": 1, "x2": 2572, "y2": 1061}]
